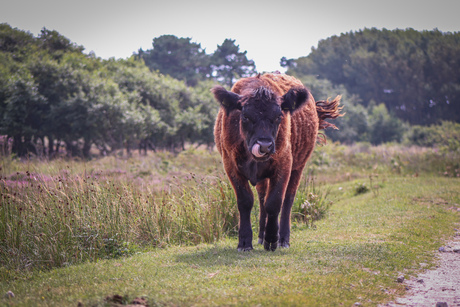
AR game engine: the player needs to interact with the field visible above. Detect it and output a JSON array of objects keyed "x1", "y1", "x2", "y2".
[{"x1": 1, "y1": 143, "x2": 459, "y2": 306}]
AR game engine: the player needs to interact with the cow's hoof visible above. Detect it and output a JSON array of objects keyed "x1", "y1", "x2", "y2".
[
  {"x1": 280, "y1": 242, "x2": 290, "y2": 248},
  {"x1": 237, "y1": 246, "x2": 253, "y2": 252},
  {"x1": 279, "y1": 239, "x2": 290, "y2": 248},
  {"x1": 264, "y1": 240, "x2": 278, "y2": 251},
  {"x1": 257, "y1": 238, "x2": 264, "y2": 245}
]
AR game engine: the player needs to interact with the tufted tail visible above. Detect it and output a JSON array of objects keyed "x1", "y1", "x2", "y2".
[
  {"x1": 316, "y1": 95, "x2": 344, "y2": 130},
  {"x1": 316, "y1": 95, "x2": 344, "y2": 145}
]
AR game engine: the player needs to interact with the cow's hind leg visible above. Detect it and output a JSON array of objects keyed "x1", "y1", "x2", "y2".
[
  {"x1": 256, "y1": 179, "x2": 268, "y2": 245},
  {"x1": 279, "y1": 170, "x2": 302, "y2": 248}
]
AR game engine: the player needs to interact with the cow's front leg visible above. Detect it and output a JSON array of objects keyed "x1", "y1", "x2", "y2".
[
  {"x1": 263, "y1": 176, "x2": 289, "y2": 251},
  {"x1": 236, "y1": 185, "x2": 254, "y2": 251},
  {"x1": 229, "y1": 174, "x2": 254, "y2": 251}
]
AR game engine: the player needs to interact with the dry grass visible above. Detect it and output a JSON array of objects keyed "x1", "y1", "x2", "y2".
[
  {"x1": 0, "y1": 149, "x2": 237, "y2": 273},
  {"x1": 1, "y1": 142, "x2": 458, "y2": 277}
]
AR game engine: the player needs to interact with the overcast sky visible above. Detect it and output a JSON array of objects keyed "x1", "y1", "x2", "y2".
[{"x1": 1, "y1": 0, "x2": 459, "y2": 72}]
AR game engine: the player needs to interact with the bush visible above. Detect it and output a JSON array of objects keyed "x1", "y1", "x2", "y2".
[
  {"x1": 354, "y1": 182, "x2": 370, "y2": 195},
  {"x1": 368, "y1": 103, "x2": 404, "y2": 144},
  {"x1": 292, "y1": 177, "x2": 333, "y2": 228},
  {"x1": 404, "y1": 121, "x2": 460, "y2": 152}
]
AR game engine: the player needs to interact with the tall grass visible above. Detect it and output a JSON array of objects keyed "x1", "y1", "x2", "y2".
[
  {"x1": 291, "y1": 176, "x2": 333, "y2": 228},
  {"x1": 0, "y1": 165, "x2": 237, "y2": 272},
  {"x1": 1, "y1": 142, "x2": 458, "y2": 275},
  {"x1": 310, "y1": 142, "x2": 460, "y2": 180}
]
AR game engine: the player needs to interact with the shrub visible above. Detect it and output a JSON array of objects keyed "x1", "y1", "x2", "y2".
[
  {"x1": 404, "y1": 121, "x2": 460, "y2": 152},
  {"x1": 292, "y1": 177, "x2": 333, "y2": 228},
  {"x1": 368, "y1": 103, "x2": 404, "y2": 145},
  {"x1": 354, "y1": 182, "x2": 370, "y2": 195}
]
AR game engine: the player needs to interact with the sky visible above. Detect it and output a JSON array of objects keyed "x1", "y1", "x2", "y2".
[{"x1": 1, "y1": 0, "x2": 460, "y2": 73}]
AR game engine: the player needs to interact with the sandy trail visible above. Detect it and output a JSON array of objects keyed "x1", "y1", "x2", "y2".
[{"x1": 383, "y1": 226, "x2": 460, "y2": 307}]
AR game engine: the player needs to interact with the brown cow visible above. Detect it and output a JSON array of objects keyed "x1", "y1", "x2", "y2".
[{"x1": 212, "y1": 73, "x2": 342, "y2": 251}]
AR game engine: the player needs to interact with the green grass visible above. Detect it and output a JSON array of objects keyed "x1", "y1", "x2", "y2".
[
  {"x1": 0, "y1": 144, "x2": 459, "y2": 306},
  {"x1": 0, "y1": 163, "x2": 238, "y2": 272}
]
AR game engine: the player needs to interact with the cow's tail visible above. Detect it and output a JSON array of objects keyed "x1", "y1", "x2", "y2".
[
  {"x1": 316, "y1": 95, "x2": 344, "y2": 130},
  {"x1": 316, "y1": 95, "x2": 344, "y2": 144}
]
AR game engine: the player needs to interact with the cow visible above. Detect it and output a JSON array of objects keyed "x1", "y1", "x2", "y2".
[{"x1": 212, "y1": 73, "x2": 342, "y2": 251}]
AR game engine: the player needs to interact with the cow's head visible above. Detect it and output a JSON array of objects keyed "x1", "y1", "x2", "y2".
[{"x1": 213, "y1": 85, "x2": 309, "y2": 161}]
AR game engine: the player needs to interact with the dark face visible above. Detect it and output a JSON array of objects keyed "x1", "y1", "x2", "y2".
[
  {"x1": 240, "y1": 92, "x2": 283, "y2": 161},
  {"x1": 212, "y1": 84, "x2": 310, "y2": 161}
]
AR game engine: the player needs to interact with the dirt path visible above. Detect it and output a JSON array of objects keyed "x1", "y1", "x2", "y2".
[{"x1": 383, "y1": 226, "x2": 460, "y2": 307}]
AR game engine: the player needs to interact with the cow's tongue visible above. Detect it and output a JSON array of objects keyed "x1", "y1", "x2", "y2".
[{"x1": 251, "y1": 143, "x2": 265, "y2": 158}]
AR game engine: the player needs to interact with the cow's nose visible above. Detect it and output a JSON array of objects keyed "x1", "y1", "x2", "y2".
[{"x1": 257, "y1": 140, "x2": 274, "y2": 154}]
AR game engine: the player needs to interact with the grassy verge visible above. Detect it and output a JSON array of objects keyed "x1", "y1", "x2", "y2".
[
  {"x1": 1, "y1": 172, "x2": 458, "y2": 306},
  {"x1": 1, "y1": 144, "x2": 459, "y2": 305},
  {"x1": 0, "y1": 161, "x2": 238, "y2": 272}
]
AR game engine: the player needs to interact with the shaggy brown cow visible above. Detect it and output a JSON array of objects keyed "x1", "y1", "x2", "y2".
[{"x1": 212, "y1": 73, "x2": 342, "y2": 251}]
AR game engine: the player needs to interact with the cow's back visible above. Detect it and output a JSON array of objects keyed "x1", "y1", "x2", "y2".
[
  {"x1": 231, "y1": 73, "x2": 304, "y2": 96},
  {"x1": 289, "y1": 97, "x2": 318, "y2": 171}
]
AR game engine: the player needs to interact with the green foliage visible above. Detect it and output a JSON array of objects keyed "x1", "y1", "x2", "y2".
[
  {"x1": 0, "y1": 164, "x2": 237, "y2": 271},
  {"x1": 103, "y1": 57, "x2": 216, "y2": 151},
  {"x1": 292, "y1": 177, "x2": 333, "y2": 228},
  {"x1": 354, "y1": 182, "x2": 370, "y2": 195},
  {"x1": 308, "y1": 141, "x2": 460, "y2": 179},
  {"x1": 404, "y1": 121, "x2": 460, "y2": 152},
  {"x1": 285, "y1": 28, "x2": 460, "y2": 125},
  {"x1": 137, "y1": 35, "x2": 257, "y2": 88},
  {"x1": 101, "y1": 235, "x2": 140, "y2": 259},
  {"x1": 211, "y1": 38, "x2": 256, "y2": 87},
  {"x1": 1, "y1": 144, "x2": 457, "y2": 277},
  {"x1": 1, "y1": 71, "x2": 47, "y2": 156},
  {"x1": 368, "y1": 102, "x2": 404, "y2": 144},
  {"x1": 37, "y1": 28, "x2": 84, "y2": 58},
  {"x1": 299, "y1": 75, "x2": 404, "y2": 144},
  {"x1": 137, "y1": 35, "x2": 210, "y2": 86},
  {"x1": 1, "y1": 159, "x2": 458, "y2": 306},
  {"x1": 3, "y1": 23, "x2": 459, "y2": 155},
  {"x1": 0, "y1": 25, "x2": 220, "y2": 158},
  {"x1": 0, "y1": 23, "x2": 37, "y2": 60}
]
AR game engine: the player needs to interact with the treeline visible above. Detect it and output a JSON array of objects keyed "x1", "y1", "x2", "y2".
[
  {"x1": 1, "y1": 25, "x2": 460, "y2": 158},
  {"x1": 137, "y1": 35, "x2": 256, "y2": 87},
  {"x1": 283, "y1": 28, "x2": 460, "y2": 128},
  {"x1": 0, "y1": 24, "x2": 256, "y2": 158}
]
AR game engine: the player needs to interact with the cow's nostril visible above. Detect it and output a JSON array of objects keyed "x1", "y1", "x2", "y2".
[{"x1": 257, "y1": 140, "x2": 273, "y2": 154}]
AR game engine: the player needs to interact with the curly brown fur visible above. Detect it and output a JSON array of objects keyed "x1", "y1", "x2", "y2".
[{"x1": 213, "y1": 73, "x2": 343, "y2": 251}]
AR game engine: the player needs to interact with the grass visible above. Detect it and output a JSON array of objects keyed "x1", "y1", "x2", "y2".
[
  {"x1": 0, "y1": 143, "x2": 459, "y2": 306},
  {"x1": 0, "y1": 159, "x2": 237, "y2": 272}
]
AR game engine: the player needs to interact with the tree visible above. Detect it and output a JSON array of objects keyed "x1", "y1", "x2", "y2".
[
  {"x1": 0, "y1": 23, "x2": 36, "y2": 61},
  {"x1": 38, "y1": 28, "x2": 84, "y2": 59},
  {"x1": 296, "y1": 75, "x2": 369, "y2": 144},
  {"x1": 368, "y1": 102, "x2": 404, "y2": 144},
  {"x1": 284, "y1": 28, "x2": 460, "y2": 125},
  {"x1": 1, "y1": 72, "x2": 47, "y2": 156},
  {"x1": 0, "y1": 25, "x2": 221, "y2": 157},
  {"x1": 137, "y1": 35, "x2": 210, "y2": 86},
  {"x1": 104, "y1": 57, "x2": 217, "y2": 152},
  {"x1": 211, "y1": 39, "x2": 256, "y2": 87}
]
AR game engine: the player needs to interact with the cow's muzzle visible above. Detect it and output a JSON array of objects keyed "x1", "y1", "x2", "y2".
[{"x1": 251, "y1": 140, "x2": 274, "y2": 158}]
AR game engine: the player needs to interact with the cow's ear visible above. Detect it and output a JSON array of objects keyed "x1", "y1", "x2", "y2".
[
  {"x1": 211, "y1": 86, "x2": 242, "y2": 115},
  {"x1": 281, "y1": 87, "x2": 309, "y2": 112}
]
